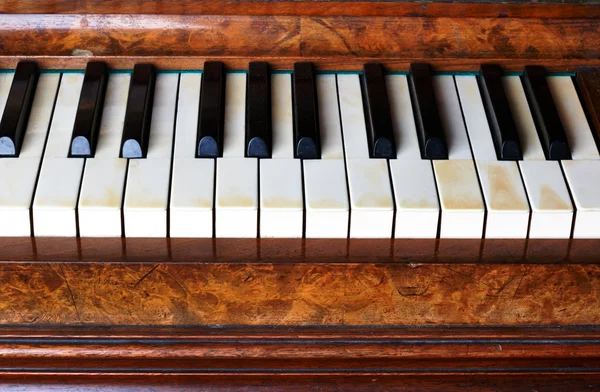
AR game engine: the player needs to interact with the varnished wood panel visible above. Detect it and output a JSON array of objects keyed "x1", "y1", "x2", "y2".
[
  {"x1": 0, "y1": 15, "x2": 599, "y2": 71},
  {"x1": 2, "y1": 0, "x2": 600, "y2": 19},
  {"x1": 1, "y1": 262, "x2": 599, "y2": 326}
]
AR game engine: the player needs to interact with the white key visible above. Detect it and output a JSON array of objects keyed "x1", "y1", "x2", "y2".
[
  {"x1": 304, "y1": 159, "x2": 348, "y2": 238},
  {"x1": 78, "y1": 74, "x2": 129, "y2": 237},
  {"x1": 170, "y1": 73, "x2": 215, "y2": 238},
  {"x1": 504, "y1": 76, "x2": 573, "y2": 239},
  {"x1": 216, "y1": 73, "x2": 258, "y2": 237},
  {"x1": 547, "y1": 76, "x2": 600, "y2": 238},
  {"x1": 0, "y1": 74, "x2": 59, "y2": 236},
  {"x1": 548, "y1": 76, "x2": 599, "y2": 160},
  {"x1": 520, "y1": 160, "x2": 573, "y2": 238},
  {"x1": 260, "y1": 74, "x2": 303, "y2": 238},
  {"x1": 562, "y1": 160, "x2": 600, "y2": 238},
  {"x1": 222, "y1": 74, "x2": 247, "y2": 158},
  {"x1": 345, "y1": 158, "x2": 394, "y2": 238},
  {"x1": 455, "y1": 75, "x2": 529, "y2": 239},
  {"x1": 260, "y1": 158, "x2": 302, "y2": 237},
  {"x1": 123, "y1": 73, "x2": 178, "y2": 237},
  {"x1": 387, "y1": 75, "x2": 439, "y2": 238},
  {"x1": 432, "y1": 76, "x2": 485, "y2": 238},
  {"x1": 0, "y1": 72, "x2": 14, "y2": 115},
  {"x1": 303, "y1": 75, "x2": 348, "y2": 238},
  {"x1": 33, "y1": 73, "x2": 85, "y2": 236},
  {"x1": 338, "y1": 74, "x2": 393, "y2": 238},
  {"x1": 433, "y1": 160, "x2": 485, "y2": 238},
  {"x1": 216, "y1": 157, "x2": 257, "y2": 237}
]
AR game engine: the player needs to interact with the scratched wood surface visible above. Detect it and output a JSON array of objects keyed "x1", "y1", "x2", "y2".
[
  {"x1": 0, "y1": 14, "x2": 599, "y2": 71},
  {"x1": 1, "y1": 262, "x2": 598, "y2": 326}
]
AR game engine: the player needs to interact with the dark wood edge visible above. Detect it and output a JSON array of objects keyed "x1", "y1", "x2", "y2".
[
  {"x1": 577, "y1": 66, "x2": 600, "y2": 142},
  {"x1": 1, "y1": 56, "x2": 599, "y2": 72},
  {"x1": 0, "y1": 237, "x2": 598, "y2": 264},
  {"x1": 1, "y1": 374, "x2": 600, "y2": 391},
  {"x1": 3, "y1": 325, "x2": 600, "y2": 339},
  {"x1": 0, "y1": 325, "x2": 599, "y2": 375},
  {"x1": 2, "y1": 1, "x2": 600, "y2": 18}
]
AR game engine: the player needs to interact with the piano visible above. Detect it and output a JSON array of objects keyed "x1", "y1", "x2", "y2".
[{"x1": 2, "y1": 0, "x2": 600, "y2": 390}]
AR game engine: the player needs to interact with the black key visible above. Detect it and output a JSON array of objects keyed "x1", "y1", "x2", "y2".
[
  {"x1": 361, "y1": 63, "x2": 396, "y2": 159},
  {"x1": 0, "y1": 62, "x2": 38, "y2": 157},
  {"x1": 478, "y1": 64, "x2": 523, "y2": 161},
  {"x1": 292, "y1": 62, "x2": 320, "y2": 159},
  {"x1": 245, "y1": 62, "x2": 271, "y2": 158},
  {"x1": 120, "y1": 64, "x2": 155, "y2": 159},
  {"x1": 408, "y1": 63, "x2": 448, "y2": 160},
  {"x1": 197, "y1": 61, "x2": 226, "y2": 158},
  {"x1": 69, "y1": 62, "x2": 108, "y2": 157},
  {"x1": 522, "y1": 65, "x2": 571, "y2": 160}
]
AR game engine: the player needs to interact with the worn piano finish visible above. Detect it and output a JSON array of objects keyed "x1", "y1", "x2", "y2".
[{"x1": 3, "y1": 0, "x2": 600, "y2": 390}]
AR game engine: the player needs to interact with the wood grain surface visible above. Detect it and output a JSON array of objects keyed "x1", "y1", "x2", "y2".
[
  {"x1": 1, "y1": 261, "x2": 599, "y2": 326},
  {"x1": 0, "y1": 14, "x2": 599, "y2": 71}
]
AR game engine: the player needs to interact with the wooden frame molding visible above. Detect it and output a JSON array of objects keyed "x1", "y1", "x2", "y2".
[
  {"x1": 0, "y1": 326, "x2": 599, "y2": 390},
  {"x1": 2, "y1": 0, "x2": 600, "y2": 18}
]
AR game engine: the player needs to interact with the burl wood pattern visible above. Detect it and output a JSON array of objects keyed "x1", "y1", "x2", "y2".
[
  {"x1": 1, "y1": 14, "x2": 600, "y2": 71},
  {"x1": 1, "y1": 262, "x2": 599, "y2": 326}
]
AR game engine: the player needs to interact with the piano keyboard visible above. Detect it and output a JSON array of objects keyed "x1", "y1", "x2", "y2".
[{"x1": 0, "y1": 61, "x2": 597, "y2": 239}]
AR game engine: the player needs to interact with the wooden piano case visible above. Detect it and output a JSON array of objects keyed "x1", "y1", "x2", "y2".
[{"x1": 2, "y1": 1, "x2": 600, "y2": 390}]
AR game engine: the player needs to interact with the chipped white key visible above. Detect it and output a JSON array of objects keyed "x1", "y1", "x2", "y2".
[
  {"x1": 170, "y1": 73, "x2": 215, "y2": 238},
  {"x1": 386, "y1": 75, "x2": 439, "y2": 238},
  {"x1": 338, "y1": 74, "x2": 393, "y2": 238},
  {"x1": 78, "y1": 74, "x2": 129, "y2": 237},
  {"x1": 215, "y1": 73, "x2": 258, "y2": 237},
  {"x1": 303, "y1": 75, "x2": 349, "y2": 238},
  {"x1": 33, "y1": 73, "x2": 85, "y2": 236},
  {"x1": 123, "y1": 73, "x2": 178, "y2": 237},
  {"x1": 456, "y1": 75, "x2": 530, "y2": 239},
  {"x1": 0, "y1": 74, "x2": 59, "y2": 236},
  {"x1": 260, "y1": 74, "x2": 303, "y2": 238},
  {"x1": 547, "y1": 76, "x2": 600, "y2": 238},
  {"x1": 432, "y1": 76, "x2": 485, "y2": 238},
  {"x1": 504, "y1": 76, "x2": 573, "y2": 239}
]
